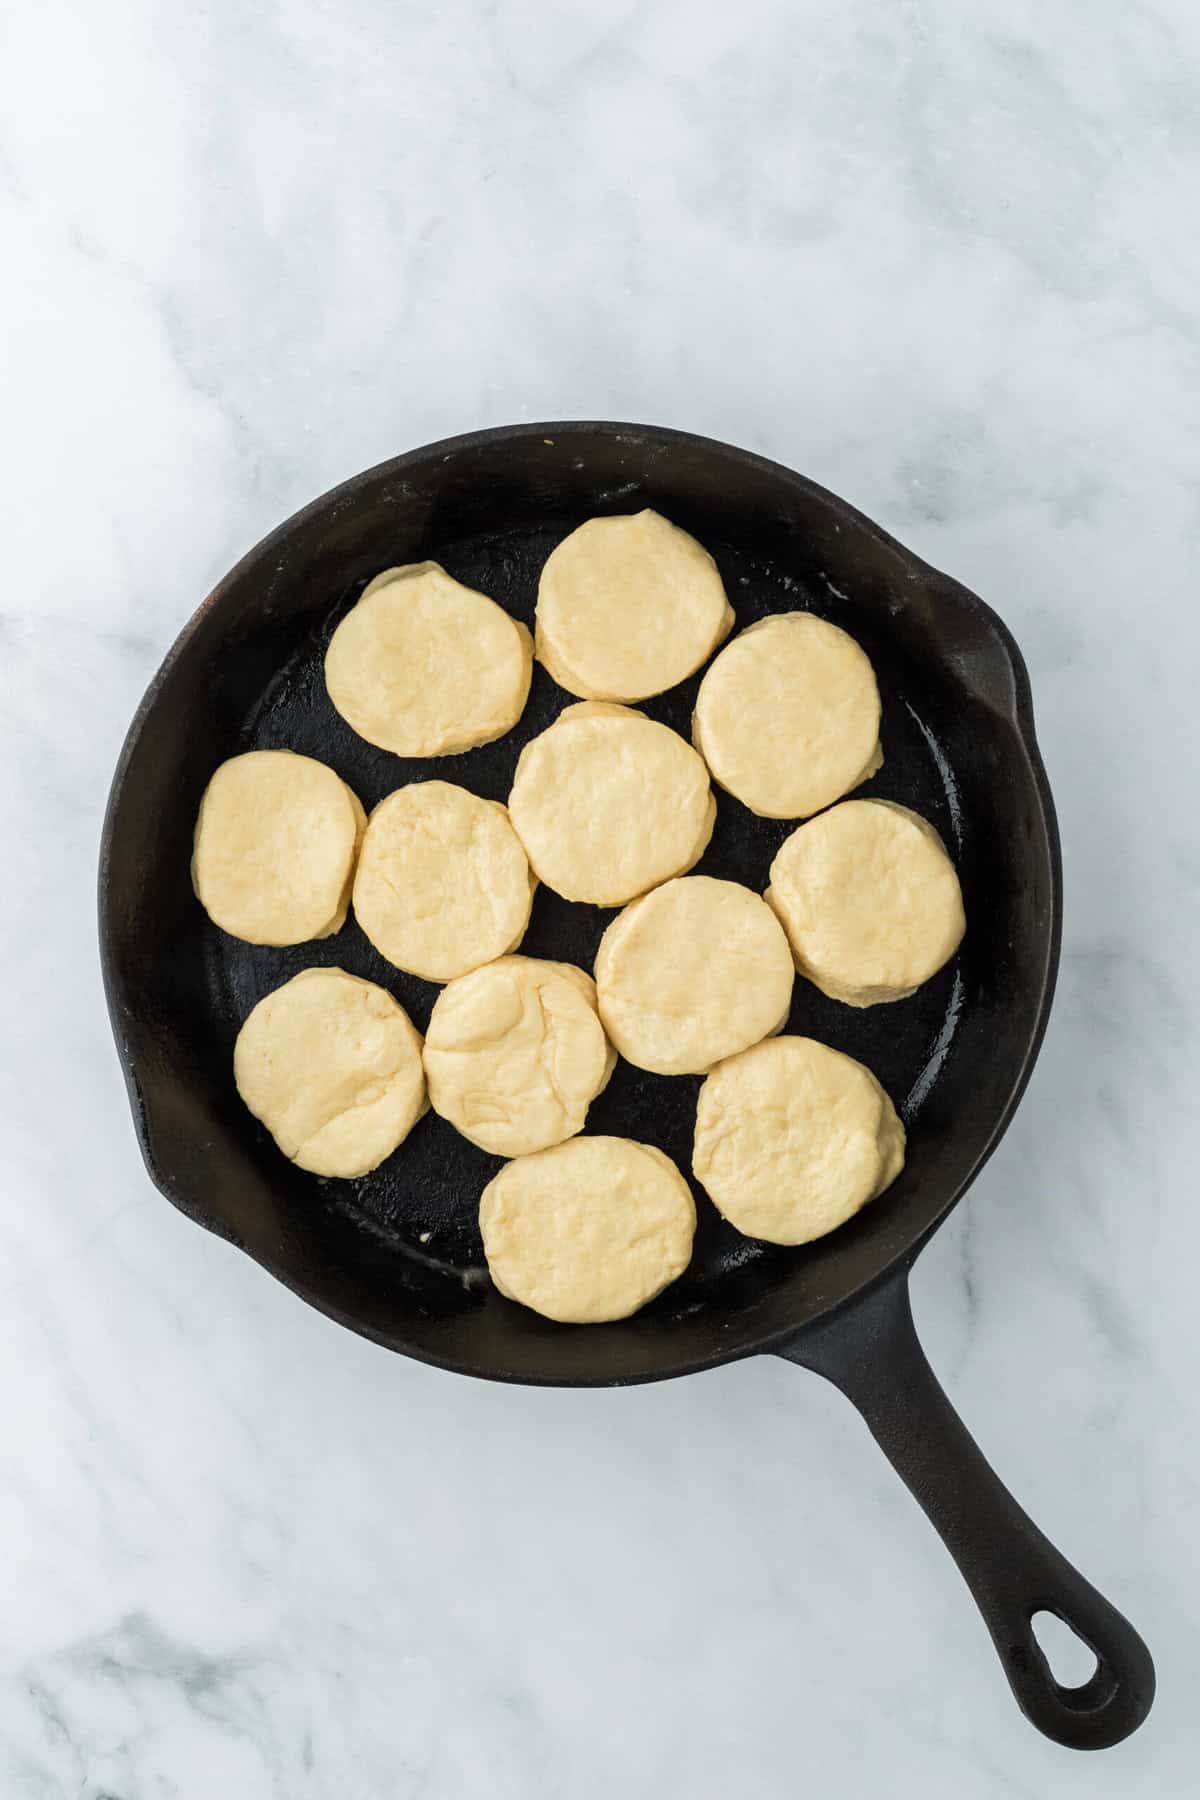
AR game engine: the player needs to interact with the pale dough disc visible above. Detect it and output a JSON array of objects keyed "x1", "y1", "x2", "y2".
[
  {"x1": 507, "y1": 702, "x2": 715, "y2": 905},
  {"x1": 535, "y1": 510, "x2": 734, "y2": 702},
  {"x1": 191, "y1": 749, "x2": 365, "y2": 946},
  {"x1": 766, "y1": 799, "x2": 966, "y2": 1006},
  {"x1": 353, "y1": 781, "x2": 535, "y2": 981},
  {"x1": 693, "y1": 1036, "x2": 905, "y2": 1246},
  {"x1": 479, "y1": 1136, "x2": 696, "y2": 1323},
  {"x1": 325, "y1": 561, "x2": 532, "y2": 756},
  {"x1": 692, "y1": 612, "x2": 883, "y2": 818},
  {"x1": 234, "y1": 967, "x2": 426, "y2": 1178},
  {"x1": 424, "y1": 956, "x2": 616, "y2": 1156},
  {"x1": 594, "y1": 875, "x2": 794, "y2": 1076}
]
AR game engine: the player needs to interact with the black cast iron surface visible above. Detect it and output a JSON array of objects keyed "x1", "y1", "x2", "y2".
[{"x1": 100, "y1": 422, "x2": 1153, "y2": 1748}]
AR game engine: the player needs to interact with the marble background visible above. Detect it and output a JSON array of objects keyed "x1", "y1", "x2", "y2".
[{"x1": 2, "y1": 1, "x2": 1197, "y2": 1793}]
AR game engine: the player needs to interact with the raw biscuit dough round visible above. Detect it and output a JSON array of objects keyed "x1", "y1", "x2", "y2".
[
  {"x1": 507, "y1": 702, "x2": 715, "y2": 905},
  {"x1": 234, "y1": 967, "x2": 426, "y2": 1178},
  {"x1": 766, "y1": 799, "x2": 965, "y2": 1006},
  {"x1": 353, "y1": 781, "x2": 535, "y2": 981},
  {"x1": 479, "y1": 1136, "x2": 696, "y2": 1323},
  {"x1": 535, "y1": 510, "x2": 734, "y2": 702},
  {"x1": 325, "y1": 561, "x2": 532, "y2": 756},
  {"x1": 693, "y1": 1036, "x2": 905, "y2": 1246},
  {"x1": 594, "y1": 875, "x2": 794, "y2": 1076},
  {"x1": 191, "y1": 749, "x2": 365, "y2": 946},
  {"x1": 423, "y1": 956, "x2": 615, "y2": 1156},
  {"x1": 692, "y1": 612, "x2": 882, "y2": 818}
]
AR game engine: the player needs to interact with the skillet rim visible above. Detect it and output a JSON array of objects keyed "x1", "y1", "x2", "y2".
[{"x1": 98, "y1": 419, "x2": 1063, "y2": 1385}]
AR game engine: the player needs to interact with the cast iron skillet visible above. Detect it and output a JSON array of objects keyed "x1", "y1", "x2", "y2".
[{"x1": 100, "y1": 422, "x2": 1154, "y2": 1748}]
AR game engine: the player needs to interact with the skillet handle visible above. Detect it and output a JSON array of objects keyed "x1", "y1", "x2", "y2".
[{"x1": 778, "y1": 1265, "x2": 1154, "y2": 1749}]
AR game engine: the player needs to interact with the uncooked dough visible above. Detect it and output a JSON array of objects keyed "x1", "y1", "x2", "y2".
[
  {"x1": 693, "y1": 1036, "x2": 905, "y2": 1246},
  {"x1": 507, "y1": 702, "x2": 715, "y2": 905},
  {"x1": 692, "y1": 612, "x2": 882, "y2": 818},
  {"x1": 423, "y1": 956, "x2": 615, "y2": 1156},
  {"x1": 353, "y1": 781, "x2": 535, "y2": 980},
  {"x1": 325, "y1": 561, "x2": 532, "y2": 756},
  {"x1": 766, "y1": 799, "x2": 965, "y2": 1005},
  {"x1": 594, "y1": 875, "x2": 794, "y2": 1075},
  {"x1": 535, "y1": 510, "x2": 734, "y2": 702},
  {"x1": 234, "y1": 967, "x2": 426, "y2": 1178},
  {"x1": 192, "y1": 749, "x2": 365, "y2": 946},
  {"x1": 478, "y1": 1136, "x2": 696, "y2": 1323}
]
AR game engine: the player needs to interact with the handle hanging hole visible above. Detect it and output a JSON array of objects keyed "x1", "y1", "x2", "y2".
[{"x1": 1032, "y1": 1610, "x2": 1100, "y2": 1690}]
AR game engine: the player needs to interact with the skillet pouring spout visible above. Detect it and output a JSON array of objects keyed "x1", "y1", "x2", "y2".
[{"x1": 781, "y1": 1264, "x2": 1155, "y2": 1749}]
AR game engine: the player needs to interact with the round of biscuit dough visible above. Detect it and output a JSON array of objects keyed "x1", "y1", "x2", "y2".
[
  {"x1": 192, "y1": 749, "x2": 365, "y2": 946},
  {"x1": 594, "y1": 875, "x2": 794, "y2": 1076},
  {"x1": 424, "y1": 956, "x2": 615, "y2": 1156},
  {"x1": 692, "y1": 612, "x2": 883, "y2": 818},
  {"x1": 353, "y1": 781, "x2": 534, "y2": 981},
  {"x1": 507, "y1": 702, "x2": 715, "y2": 905},
  {"x1": 693, "y1": 1036, "x2": 905, "y2": 1246},
  {"x1": 766, "y1": 799, "x2": 965, "y2": 1006},
  {"x1": 325, "y1": 561, "x2": 532, "y2": 756},
  {"x1": 535, "y1": 510, "x2": 734, "y2": 702},
  {"x1": 234, "y1": 967, "x2": 426, "y2": 1178},
  {"x1": 479, "y1": 1136, "x2": 696, "y2": 1323}
]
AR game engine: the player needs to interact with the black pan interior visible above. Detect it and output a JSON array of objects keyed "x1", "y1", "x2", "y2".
[{"x1": 101, "y1": 424, "x2": 1059, "y2": 1384}]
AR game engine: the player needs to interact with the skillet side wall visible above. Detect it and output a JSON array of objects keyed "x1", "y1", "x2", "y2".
[{"x1": 100, "y1": 423, "x2": 1059, "y2": 1385}]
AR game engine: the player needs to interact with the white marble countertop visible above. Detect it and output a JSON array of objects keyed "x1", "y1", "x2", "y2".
[{"x1": 2, "y1": 2, "x2": 1197, "y2": 1794}]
